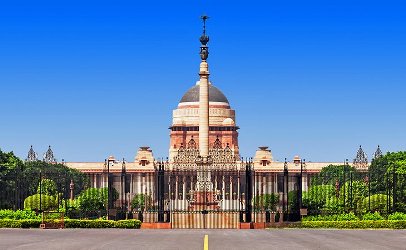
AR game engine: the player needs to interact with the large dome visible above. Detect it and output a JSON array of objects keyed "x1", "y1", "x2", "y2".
[{"x1": 180, "y1": 84, "x2": 229, "y2": 104}]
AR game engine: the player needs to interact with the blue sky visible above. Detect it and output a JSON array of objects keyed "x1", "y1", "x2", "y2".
[{"x1": 0, "y1": 1, "x2": 405, "y2": 162}]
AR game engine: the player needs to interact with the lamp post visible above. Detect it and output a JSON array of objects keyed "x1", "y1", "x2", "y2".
[
  {"x1": 121, "y1": 159, "x2": 127, "y2": 212},
  {"x1": 343, "y1": 159, "x2": 348, "y2": 212},
  {"x1": 393, "y1": 162, "x2": 397, "y2": 213},
  {"x1": 69, "y1": 179, "x2": 75, "y2": 201},
  {"x1": 299, "y1": 159, "x2": 305, "y2": 211},
  {"x1": 106, "y1": 157, "x2": 114, "y2": 220},
  {"x1": 283, "y1": 158, "x2": 288, "y2": 216}
]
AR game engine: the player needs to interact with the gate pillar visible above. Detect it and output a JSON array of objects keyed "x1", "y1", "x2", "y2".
[
  {"x1": 157, "y1": 162, "x2": 165, "y2": 223},
  {"x1": 245, "y1": 160, "x2": 253, "y2": 223}
]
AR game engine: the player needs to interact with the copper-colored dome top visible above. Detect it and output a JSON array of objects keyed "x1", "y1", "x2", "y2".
[{"x1": 180, "y1": 84, "x2": 229, "y2": 104}]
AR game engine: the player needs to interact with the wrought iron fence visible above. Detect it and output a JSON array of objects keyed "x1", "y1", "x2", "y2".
[
  {"x1": 304, "y1": 167, "x2": 406, "y2": 216},
  {"x1": 0, "y1": 169, "x2": 72, "y2": 212},
  {"x1": 1, "y1": 162, "x2": 405, "y2": 224}
]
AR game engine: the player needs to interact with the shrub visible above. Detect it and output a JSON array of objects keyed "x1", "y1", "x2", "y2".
[
  {"x1": 0, "y1": 210, "x2": 40, "y2": 220},
  {"x1": 361, "y1": 194, "x2": 392, "y2": 214},
  {"x1": 19, "y1": 219, "x2": 42, "y2": 228},
  {"x1": 388, "y1": 212, "x2": 406, "y2": 220},
  {"x1": 303, "y1": 185, "x2": 335, "y2": 214},
  {"x1": 302, "y1": 212, "x2": 359, "y2": 221},
  {"x1": 0, "y1": 219, "x2": 142, "y2": 229},
  {"x1": 0, "y1": 210, "x2": 15, "y2": 219},
  {"x1": 322, "y1": 196, "x2": 344, "y2": 214},
  {"x1": 64, "y1": 219, "x2": 115, "y2": 228},
  {"x1": 115, "y1": 220, "x2": 142, "y2": 229},
  {"x1": 0, "y1": 219, "x2": 41, "y2": 228},
  {"x1": 64, "y1": 219, "x2": 141, "y2": 229},
  {"x1": 334, "y1": 212, "x2": 359, "y2": 221},
  {"x1": 65, "y1": 199, "x2": 80, "y2": 209},
  {"x1": 301, "y1": 220, "x2": 406, "y2": 229},
  {"x1": 362, "y1": 212, "x2": 384, "y2": 221},
  {"x1": 24, "y1": 194, "x2": 57, "y2": 211},
  {"x1": 288, "y1": 190, "x2": 299, "y2": 212}
]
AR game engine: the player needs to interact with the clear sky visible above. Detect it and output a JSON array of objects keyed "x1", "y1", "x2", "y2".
[{"x1": 1, "y1": 0, "x2": 405, "y2": 162}]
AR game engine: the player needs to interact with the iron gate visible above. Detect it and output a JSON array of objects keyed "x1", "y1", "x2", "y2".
[
  {"x1": 154, "y1": 138, "x2": 253, "y2": 228},
  {"x1": 155, "y1": 161, "x2": 253, "y2": 229}
]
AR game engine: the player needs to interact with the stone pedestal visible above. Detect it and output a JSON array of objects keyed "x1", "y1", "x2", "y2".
[
  {"x1": 278, "y1": 211, "x2": 284, "y2": 223},
  {"x1": 270, "y1": 212, "x2": 276, "y2": 223}
]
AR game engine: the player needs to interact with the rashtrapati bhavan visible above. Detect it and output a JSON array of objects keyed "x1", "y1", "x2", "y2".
[{"x1": 26, "y1": 17, "x2": 374, "y2": 228}]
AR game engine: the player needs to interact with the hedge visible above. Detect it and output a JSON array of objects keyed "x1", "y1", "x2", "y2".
[
  {"x1": 0, "y1": 210, "x2": 40, "y2": 220},
  {"x1": 303, "y1": 212, "x2": 360, "y2": 222},
  {"x1": 300, "y1": 220, "x2": 406, "y2": 229},
  {"x1": 0, "y1": 219, "x2": 141, "y2": 229},
  {"x1": 0, "y1": 219, "x2": 42, "y2": 228},
  {"x1": 65, "y1": 219, "x2": 141, "y2": 229}
]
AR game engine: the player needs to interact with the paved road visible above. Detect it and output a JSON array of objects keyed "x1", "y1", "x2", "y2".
[{"x1": 0, "y1": 229, "x2": 405, "y2": 250}]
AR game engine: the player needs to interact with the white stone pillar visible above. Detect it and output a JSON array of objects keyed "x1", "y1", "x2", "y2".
[
  {"x1": 222, "y1": 176, "x2": 226, "y2": 209},
  {"x1": 303, "y1": 173, "x2": 308, "y2": 192},
  {"x1": 230, "y1": 176, "x2": 233, "y2": 200},
  {"x1": 175, "y1": 176, "x2": 179, "y2": 201},
  {"x1": 137, "y1": 174, "x2": 141, "y2": 194},
  {"x1": 199, "y1": 61, "x2": 210, "y2": 157},
  {"x1": 182, "y1": 176, "x2": 186, "y2": 210}
]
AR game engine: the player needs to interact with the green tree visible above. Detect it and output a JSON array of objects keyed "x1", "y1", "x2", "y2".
[
  {"x1": 288, "y1": 190, "x2": 299, "y2": 212},
  {"x1": 0, "y1": 149, "x2": 24, "y2": 209},
  {"x1": 339, "y1": 180, "x2": 367, "y2": 214},
  {"x1": 369, "y1": 151, "x2": 406, "y2": 212},
  {"x1": 131, "y1": 194, "x2": 153, "y2": 211},
  {"x1": 37, "y1": 179, "x2": 57, "y2": 196},
  {"x1": 76, "y1": 187, "x2": 119, "y2": 212},
  {"x1": 253, "y1": 193, "x2": 279, "y2": 211},
  {"x1": 323, "y1": 196, "x2": 344, "y2": 214},
  {"x1": 23, "y1": 161, "x2": 90, "y2": 198},
  {"x1": 312, "y1": 164, "x2": 362, "y2": 186},
  {"x1": 302, "y1": 185, "x2": 335, "y2": 215},
  {"x1": 0, "y1": 149, "x2": 22, "y2": 171}
]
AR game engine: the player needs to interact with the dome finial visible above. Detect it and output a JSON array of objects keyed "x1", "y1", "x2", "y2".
[{"x1": 199, "y1": 15, "x2": 210, "y2": 60}]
